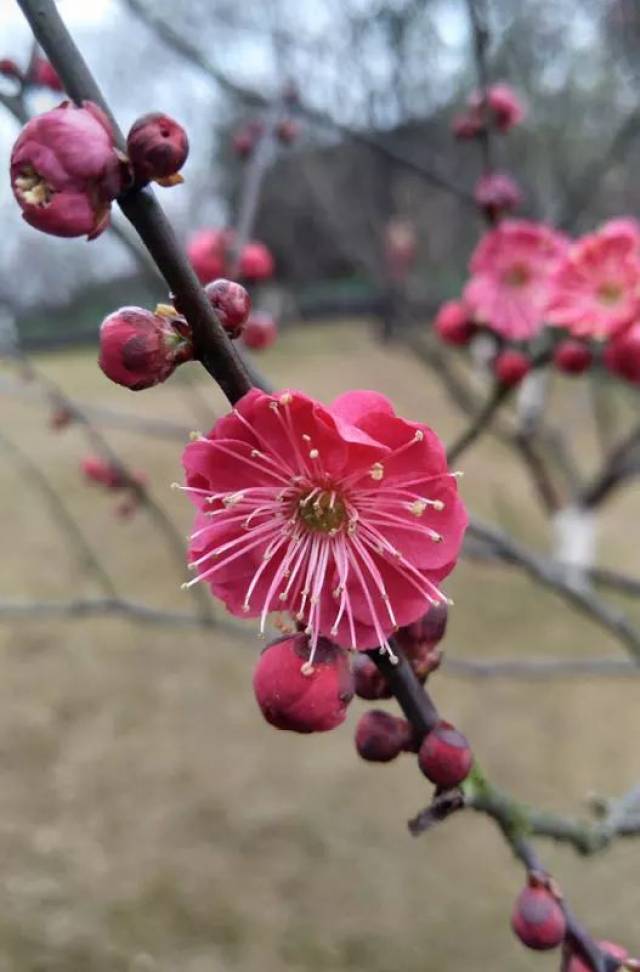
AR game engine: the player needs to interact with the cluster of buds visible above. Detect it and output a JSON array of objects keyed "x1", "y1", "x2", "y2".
[
  {"x1": 432, "y1": 215, "x2": 640, "y2": 393},
  {"x1": 81, "y1": 455, "x2": 147, "y2": 519},
  {"x1": 10, "y1": 101, "x2": 188, "y2": 240},
  {"x1": 231, "y1": 117, "x2": 300, "y2": 159},
  {"x1": 187, "y1": 228, "x2": 275, "y2": 285},
  {"x1": 353, "y1": 606, "x2": 472, "y2": 788},
  {"x1": 99, "y1": 279, "x2": 254, "y2": 390},
  {"x1": 0, "y1": 54, "x2": 63, "y2": 89},
  {"x1": 453, "y1": 83, "x2": 525, "y2": 139}
]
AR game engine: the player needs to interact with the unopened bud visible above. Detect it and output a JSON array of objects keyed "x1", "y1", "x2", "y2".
[
  {"x1": 253, "y1": 634, "x2": 354, "y2": 733},
  {"x1": 418, "y1": 721, "x2": 473, "y2": 788},
  {"x1": 242, "y1": 312, "x2": 278, "y2": 351},
  {"x1": 99, "y1": 306, "x2": 192, "y2": 390},
  {"x1": 204, "y1": 279, "x2": 251, "y2": 338},
  {"x1": 355, "y1": 710, "x2": 413, "y2": 762},
  {"x1": 126, "y1": 112, "x2": 189, "y2": 186}
]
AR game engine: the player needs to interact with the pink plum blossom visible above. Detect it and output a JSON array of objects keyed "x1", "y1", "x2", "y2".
[
  {"x1": 181, "y1": 389, "x2": 467, "y2": 655},
  {"x1": 464, "y1": 220, "x2": 568, "y2": 340}
]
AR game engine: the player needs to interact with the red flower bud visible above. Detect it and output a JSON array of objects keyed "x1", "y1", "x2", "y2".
[
  {"x1": 395, "y1": 603, "x2": 448, "y2": 681},
  {"x1": 49, "y1": 406, "x2": 74, "y2": 431},
  {"x1": 494, "y1": 349, "x2": 531, "y2": 386},
  {"x1": 434, "y1": 300, "x2": 476, "y2": 346},
  {"x1": 352, "y1": 653, "x2": 392, "y2": 700},
  {"x1": 242, "y1": 312, "x2": 278, "y2": 351},
  {"x1": 204, "y1": 278, "x2": 252, "y2": 338},
  {"x1": 82, "y1": 456, "x2": 128, "y2": 490},
  {"x1": 30, "y1": 57, "x2": 64, "y2": 91},
  {"x1": 126, "y1": 112, "x2": 189, "y2": 186},
  {"x1": 418, "y1": 721, "x2": 473, "y2": 787},
  {"x1": 99, "y1": 307, "x2": 193, "y2": 390},
  {"x1": 384, "y1": 218, "x2": 417, "y2": 280},
  {"x1": 238, "y1": 241, "x2": 275, "y2": 281},
  {"x1": 471, "y1": 83, "x2": 525, "y2": 133},
  {"x1": 474, "y1": 172, "x2": 522, "y2": 219},
  {"x1": 603, "y1": 322, "x2": 640, "y2": 384},
  {"x1": 511, "y1": 883, "x2": 566, "y2": 951},
  {"x1": 553, "y1": 340, "x2": 593, "y2": 375},
  {"x1": 187, "y1": 228, "x2": 231, "y2": 284},
  {"x1": 355, "y1": 710, "x2": 413, "y2": 762},
  {"x1": 276, "y1": 119, "x2": 300, "y2": 144},
  {"x1": 253, "y1": 634, "x2": 354, "y2": 733},
  {"x1": 564, "y1": 940, "x2": 629, "y2": 971},
  {"x1": 0, "y1": 58, "x2": 22, "y2": 81},
  {"x1": 10, "y1": 101, "x2": 127, "y2": 239},
  {"x1": 115, "y1": 495, "x2": 140, "y2": 519},
  {"x1": 231, "y1": 128, "x2": 255, "y2": 158},
  {"x1": 452, "y1": 110, "x2": 484, "y2": 140}
]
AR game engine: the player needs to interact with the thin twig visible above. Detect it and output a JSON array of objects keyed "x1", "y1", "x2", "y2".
[
  {"x1": 0, "y1": 428, "x2": 118, "y2": 597},
  {"x1": 122, "y1": 0, "x2": 476, "y2": 206}
]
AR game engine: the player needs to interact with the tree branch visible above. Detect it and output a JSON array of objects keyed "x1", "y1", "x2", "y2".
[{"x1": 17, "y1": 0, "x2": 252, "y2": 406}]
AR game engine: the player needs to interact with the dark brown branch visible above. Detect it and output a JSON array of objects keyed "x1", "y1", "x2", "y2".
[
  {"x1": 467, "y1": 517, "x2": 640, "y2": 661},
  {"x1": 580, "y1": 422, "x2": 640, "y2": 509},
  {"x1": 446, "y1": 380, "x2": 511, "y2": 463},
  {"x1": 465, "y1": 0, "x2": 494, "y2": 175},
  {"x1": 0, "y1": 427, "x2": 118, "y2": 597},
  {"x1": 122, "y1": 0, "x2": 476, "y2": 207},
  {"x1": 17, "y1": 0, "x2": 252, "y2": 406}
]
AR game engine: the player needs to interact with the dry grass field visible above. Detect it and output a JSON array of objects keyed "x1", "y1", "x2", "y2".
[{"x1": 0, "y1": 320, "x2": 638, "y2": 972}]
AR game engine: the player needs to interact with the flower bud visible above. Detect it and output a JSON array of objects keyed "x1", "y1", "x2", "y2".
[
  {"x1": 603, "y1": 322, "x2": 640, "y2": 384},
  {"x1": 451, "y1": 110, "x2": 484, "y2": 140},
  {"x1": 564, "y1": 940, "x2": 629, "y2": 971},
  {"x1": 395, "y1": 603, "x2": 448, "y2": 681},
  {"x1": 276, "y1": 119, "x2": 299, "y2": 144},
  {"x1": 0, "y1": 58, "x2": 22, "y2": 81},
  {"x1": 553, "y1": 340, "x2": 593, "y2": 376},
  {"x1": 187, "y1": 228, "x2": 231, "y2": 284},
  {"x1": 434, "y1": 300, "x2": 476, "y2": 346},
  {"x1": 49, "y1": 406, "x2": 74, "y2": 431},
  {"x1": 204, "y1": 278, "x2": 251, "y2": 338},
  {"x1": 352, "y1": 653, "x2": 392, "y2": 701},
  {"x1": 511, "y1": 882, "x2": 566, "y2": 951},
  {"x1": 384, "y1": 218, "x2": 416, "y2": 280},
  {"x1": 115, "y1": 496, "x2": 140, "y2": 519},
  {"x1": 474, "y1": 172, "x2": 522, "y2": 220},
  {"x1": 242, "y1": 312, "x2": 278, "y2": 351},
  {"x1": 10, "y1": 101, "x2": 127, "y2": 239},
  {"x1": 355, "y1": 710, "x2": 413, "y2": 762},
  {"x1": 82, "y1": 456, "x2": 128, "y2": 490},
  {"x1": 238, "y1": 241, "x2": 275, "y2": 281},
  {"x1": 231, "y1": 128, "x2": 255, "y2": 158},
  {"x1": 126, "y1": 112, "x2": 189, "y2": 186},
  {"x1": 418, "y1": 721, "x2": 473, "y2": 788},
  {"x1": 494, "y1": 349, "x2": 531, "y2": 386},
  {"x1": 472, "y1": 83, "x2": 525, "y2": 133},
  {"x1": 253, "y1": 634, "x2": 354, "y2": 733},
  {"x1": 30, "y1": 57, "x2": 64, "y2": 91},
  {"x1": 99, "y1": 306, "x2": 193, "y2": 390}
]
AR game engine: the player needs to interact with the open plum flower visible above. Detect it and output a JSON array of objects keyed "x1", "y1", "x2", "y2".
[
  {"x1": 464, "y1": 220, "x2": 568, "y2": 340},
  {"x1": 546, "y1": 221, "x2": 640, "y2": 339},
  {"x1": 181, "y1": 389, "x2": 467, "y2": 655}
]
